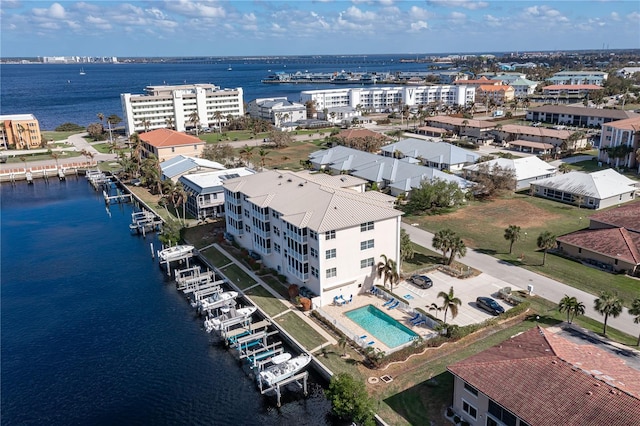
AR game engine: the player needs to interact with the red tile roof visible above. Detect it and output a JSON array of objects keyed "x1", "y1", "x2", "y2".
[
  {"x1": 557, "y1": 227, "x2": 640, "y2": 265},
  {"x1": 140, "y1": 129, "x2": 204, "y2": 148},
  {"x1": 604, "y1": 116, "x2": 640, "y2": 130},
  {"x1": 448, "y1": 327, "x2": 640, "y2": 426},
  {"x1": 589, "y1": 202, "x2": 640, "y2": 232}
]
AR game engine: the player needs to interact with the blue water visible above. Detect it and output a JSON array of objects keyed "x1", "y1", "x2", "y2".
[
  {"x1": 345, "y1": 305, "x2": 417, "y2": 348},
  {"x1": 1, "y1": 178, "x2": 335, "y2": 425},
  {"x1": 0, "y1": 57, "x2": 439, "y2": 130}
]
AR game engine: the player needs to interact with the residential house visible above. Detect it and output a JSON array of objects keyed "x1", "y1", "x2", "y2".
[
  {"x1": 380, "y1": 138, "x2": 481, "y2": 171},
  {"x1": 547, "y1": 70, "x2": 608, "y2": 86},
  {"x1": 159, "y1": 155, "x2": 226, "y2": 181},
  {"x1": 493, "y1": 124, "x2": 588, "y2": 151},
  {"x1": 246, "y1": 97, "x2": 307, "y2": 127},
  {"x1": 178, "y1": 167, "x2": 256, "y2": 220},
  {"x1": 139, "y1": 129, "x2": 205, "y2": 163},
  {"x1": 222, "y1": 170, "x2": 403, "y2": 307},
  {"x1": 597, "y1": 116, "x2": 640, "y2": 171},
  {"x1": 556, "y1": 202, "x2": 640, "y2": 275},
  {"x1": 526, "y1": 105, "x2": 638, "y2": 128},
  {"x1": 615, "y1": 67, "x2": 640, "y2": 79},
  {"x1": 463, "y1": 156, "x2": 557, "y2": 191},
  {"x1": 542, "y1": 84, "x2": 603, "y2": 97},
  {"x1": 475, "y1": 85, "x2": 516, "y2": 106},
  {"x1": 309, "y1": 145, "x2": 474, "y2": 196},
  {"x1": 121, "y1": 83, "x2": 244, "y2": 135},
  {"x1": 0, "y1": 114, "x2": 42, "y2": 150},
  {"x1": 425, "y1": 116, "x2": 496, "y2": 141},
  {"x1": 530, "y1": 169, "x2": 638, "y2": 209},
  {"x1": 504, "y1": 78, "x2": 538, "y2": 97},
  {"x1": 317, "y1": 106, "x2": 359, "y2": 125},
  {"x1": 448, "y1": 326, "x2": 640, "y2": 426}
]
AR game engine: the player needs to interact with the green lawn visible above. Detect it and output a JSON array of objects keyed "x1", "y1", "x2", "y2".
[
  {"x1": 199, "y1": 131, "x2": 269, "y2": 143},
  {"x1": 218, "y1": 263, "x2": 257, "y2": 290},
  {"x1": 260, "y1": 275, "x2": 290, "y2": 299},
  {"x1": 92, "y1": 143, "x2": 113, "y2": 154},
  {"x1": 401, "y1": 243, "x2": 441, "y2": 273},
  {"x1": 274, "y1": 311, "x2": 328, "y2": 351},
  {"x1": 200, "y1": 247, "x2": 233, "y2": 268},
  {"x1": 406, "y1": 193, "x2": 639, "y2": 307},
  {"x1": 567, "y1": 159, "x2": 640, "y2": 179},
  {"x1": 3, "y1": 151, "x2": 82, "y2": 164},
  {"x1": 245, "y1": 285, "x2": 288, "y2": 317},
  {"x1": 41, "y1": 130, "x2": 83, "y2": 141}
]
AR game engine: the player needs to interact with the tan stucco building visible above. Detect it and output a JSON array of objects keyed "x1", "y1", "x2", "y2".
[
  {"x1": 0, "y1": 114, "x2": 42, "y2": 150},
  {"x1": 139, "y1": 129, "x2": 205, "y2": 163}
]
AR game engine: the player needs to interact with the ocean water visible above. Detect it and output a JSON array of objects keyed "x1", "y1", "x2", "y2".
[
  {"x1": 0, "y1": 56, "x2": 435, "y2": 130},
  {"x1": 0, "y1": 178, "x2": 335, "y2": 425}
]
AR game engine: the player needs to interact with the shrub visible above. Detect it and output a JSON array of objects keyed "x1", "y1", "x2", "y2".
[{"x1": 55, "y1": 122, "x2": 84, "y2": 132}]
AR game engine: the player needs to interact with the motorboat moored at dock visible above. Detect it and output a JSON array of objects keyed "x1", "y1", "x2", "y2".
[
  {"x1": 158, "y1": 245, "x2": 194, "y2": 262},
  {"x1": 258, "y1": 353, "x2": 312, "y2": 388}
]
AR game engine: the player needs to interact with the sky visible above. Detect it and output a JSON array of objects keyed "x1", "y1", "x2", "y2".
[{"x1": 1, "y1": 0, "x2": 639, "y2": 57}]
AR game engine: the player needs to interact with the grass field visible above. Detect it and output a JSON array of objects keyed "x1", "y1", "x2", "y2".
[
  {"x1": 274, "y1": 311, "x2": 328, "y2": 351},
  {"x1": 41, "y1": 130, "x2": 83, "y2": 141},
  {"x1": 405, "y1": 193, "x2": 640, "y2": 306},
  {"x1": 241, "y1": 139, "x2": 327, "y2": 170},
  {"x1": 244, "y1": 284, "x2": 288, "y2": 317}
]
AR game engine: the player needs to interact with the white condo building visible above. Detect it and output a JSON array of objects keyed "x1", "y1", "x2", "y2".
[
  {"x1": 121, "y1": 84, "x2": 244, "y2": 135},
  {"x1": 246, "y1": 97, "x2": 307, "y2": 126},
  {"x1": 222, "y1": 170, "x2": 403, "y2": 307},
  {"x1": 299, "y1": 85, "x2": 475, "y2": 113}
]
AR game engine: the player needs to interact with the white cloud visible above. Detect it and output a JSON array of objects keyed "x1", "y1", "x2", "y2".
[
  {"x1": 450, "y1": 11, "x2": 466, "y2": 20},
  {"x1": 429, "y1": 0, "x2": 488, "y2": 10},
  {"x1": 146, "y1": 8, "x2": 167, "y2": 20},
  {"x1": 163, "y1": 0, "x2": 226, "y2": 19},
  {"x1": 32, "y1": 2, "x2": 66, "y2": 19},
  {"x1": 627, "y1": 11, "x2": 640, "y2": 23},
  {"x1": 86, "y1": 15, "x2": 112, "y2": 30},
  {"x1": 610, "y1": 12, "x2": 620, "y2": 21},
  {"x1": 409, "y1": 6, "x2": 431, "y2": 20},
  {"x1": 409, "y1": 20, "x2": 428, "y2": 32},
  {"x1": 343, "y1": 6, "x2": 376, "y2": 21}
]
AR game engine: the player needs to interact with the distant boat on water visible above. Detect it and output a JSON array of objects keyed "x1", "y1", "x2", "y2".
[
  {"x1": 79, "y1": 68, "x2": 86, "y2": 75},
  {"x1": 227, "y1": 65, "x2": 232, "y2": 71}
]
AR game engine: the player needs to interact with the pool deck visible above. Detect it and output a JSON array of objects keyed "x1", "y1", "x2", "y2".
[{"x1": 322, "y1": 291, "x2": 429, "y2": 354}]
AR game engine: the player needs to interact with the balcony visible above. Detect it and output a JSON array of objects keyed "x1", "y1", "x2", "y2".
[
  {"x1": 253, "y1": 227, "x2": 271, "y2": 239},
  {"x1": 289, "y1": 250, "x2": 309, "y2": 263},
  {"x1": 287, "y1": 232, "x2": 308, "y2": 244}
]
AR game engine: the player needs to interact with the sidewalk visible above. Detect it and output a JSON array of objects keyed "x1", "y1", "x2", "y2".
[{"x1": 401, "y1": 223, "x2": 637, "y2": 337}]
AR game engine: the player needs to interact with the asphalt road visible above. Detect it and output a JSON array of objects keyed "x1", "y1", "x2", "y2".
[{"x1": 401, "y1": 223, "x2": 638, "y2": 338}]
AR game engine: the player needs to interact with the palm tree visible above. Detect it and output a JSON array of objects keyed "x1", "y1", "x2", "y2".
[
  {"x1": 239, "y1": 144, "x2": 255, "y2": 167},
  {"x1": 51, "y1": 152, "x2": 61, "y2": 170},
  {"x1": 447, "y1": 235, "x2": 466, "y2": 266},
  {"x1": 432, "y1": 228, "x2": 455, "y2": 264},
  {"x1": 571, "y1": 299, "x2": 586, "y2": 324},
  {"x1": 399, "y1": 229, "x2": 414, "y2": 264},
  {"x1": 594, "y1": 291, "x2": 623, "y2": 336},
  {"x1": 629, "y1": 298, "x2": 640, "y2": 346},
  {"x1": 129, "y1": 133, "x2": 142, "y2": 177},
  {"x1": 376, "y1": 254, "x2": 399, "y2": 292},
  {"x1": 213, "y1": 111, "x2": 223, "y2": 133},
  {"x1": 536, "y1": 231, "x2": 556, "y2": 266},
  {"x1": 503, "y1": 225, "x2": 521, "y2": 254},
  {"x1": 437, "y1": 286, "x2": 461, "y2": 324},
  {"x1": 428, "y1": 302, "x2": 442, "y2": 319},
  {"x1": 558, "y1": 163, "x2": 571, "y2": 174},
  {"x1": 138, "y1": 118, "x2": 151, "y2": 133},
  {"x1": 258, "y1": 148, "x2": 269, "y2": 169},
  {"x1": 558, "y1": 295, "x2": 577, "y2": 323},
  {"x1": 171, "y1": 182, "x2": 188, "y2": 224},
  {"x1": 165, "y1": 117, "x2": 175, "y2": 130},
  {"x1": 189, "y1": 111, "x2": 200, "y2": 135}
]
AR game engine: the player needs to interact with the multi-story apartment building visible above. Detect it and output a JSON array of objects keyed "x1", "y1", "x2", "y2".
[
  {"x1": 121, "y1": 84, "x2": 244, "y2": 135},
  {"x1": 598, "y1": 116, "x2": 640, "y2": 170},
  {"x1": 547, "y1": 71, "x2": 608, "y2": 86},
  {"x1": 222, "y1": 170, "x2": 403, "y2": 307},
  {"x1": 0, "y1": 114, "x2": 42, "y2": 150},
  {"x1": 475, "y1": 85, "x2": 515, "y2": 105},
  {"x1": 246, "y1": 97, "x2": 307, "y2": 126},
  {"x1": 139, "y1": 129, "x2": 205, "y2": 163},
  {"x1": 299, "y1": 85, "x2": 475, "y2": 113}
]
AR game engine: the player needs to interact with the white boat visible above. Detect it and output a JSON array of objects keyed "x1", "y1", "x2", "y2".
[
  {"x1": 258, "y1": 353, "x2": 312, "y2": 387},
  {"x1": 197, "y1": 291, "x2": 238, "y2": 312},
  {"x1": 79, "y1": 68, "x2": 85, "y2": 75},
  {"x1": 270, "y1": 353, "x2": 292, "y2": 365},
  {"x1": 204, "y1": 306, "x2": 257, "y2": 332},
  {"x1": 158, "y1": 245, "x2": 194, "y2": 262}
]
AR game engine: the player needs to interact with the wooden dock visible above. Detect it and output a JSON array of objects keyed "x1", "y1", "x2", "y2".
[{"x1": 0, "y1": 162, "x2": 92, "y2": 183}]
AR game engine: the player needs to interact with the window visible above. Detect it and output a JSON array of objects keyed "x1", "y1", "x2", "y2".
[
  {"x1": 360, "y1": 221, "x2": 374, "y2": 232},
  {"x1": 273, "y1": 227, "x2": 280, "y2": 237},
  {"x1": 245, "y1": 224, "x2": 250, "y2": 232},
  {"x1": 360, "y1": 239, "x2": 374, "y2": 250},
  {"x1": 310, "y1": 248, "x2": 318, "y2": 258},
  {"x1": 360, "y1": 258, "x2": 374, "y2": 268},
  {"x1": 326, "y1": 267, "x2": 337, "y2": 278},
  {"x1": 325, "y1": 230, "x2": 336, "y2": 240},
  {"x1": 274, "y1": 243, "x2": 281, "y2": 253},
  {"x1": 488, "y1": 401, "x2": 517, "y2": 426},
  {"x1": 311, "y1": 266, "x2": 318, "y2": 278},
  {"x1": 462, "y1": 400, "x2": 477, "y2": 420},
  {"x1": 326, "y1": 248, "x2": 336, "y2": 259},
  {"x1": 309, "y1": 230, "x2": 317, "y2": 240},
  {"x1": 464, "y1": 383, "x2": 478, "y2": 396}
]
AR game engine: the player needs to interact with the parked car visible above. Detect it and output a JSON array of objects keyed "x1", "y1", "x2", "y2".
[
  {"x1": 476, "y1": 297, "x2": 505, "y2": 316},
  {"x1": 409, "y1": 274, "x2": 433, "y2": 289}
]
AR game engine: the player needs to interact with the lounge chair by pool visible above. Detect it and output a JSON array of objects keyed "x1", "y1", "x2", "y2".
[
  {"x1": 387, "y1": 300, "x2": 399, "y2": 310},
  {"x1": 383, "y1": 298, "x2": 395, "y2": 307}
]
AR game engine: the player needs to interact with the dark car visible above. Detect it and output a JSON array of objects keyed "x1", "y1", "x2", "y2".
[
  {"x1": 476, "y1": 297, "x2": 505, "y2": 316},
  {"x1": 409, "y1": 274, "x2": 433, "y2": 289}
]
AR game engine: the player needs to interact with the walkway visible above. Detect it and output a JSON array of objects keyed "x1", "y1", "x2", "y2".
[{"x1": 401, "y1": 223, "x2": 638, "y2": 337}]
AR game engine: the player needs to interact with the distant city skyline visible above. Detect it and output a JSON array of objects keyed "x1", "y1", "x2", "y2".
[{"x1": 1, "y1": 0, "x2": 639, "y2": 58}]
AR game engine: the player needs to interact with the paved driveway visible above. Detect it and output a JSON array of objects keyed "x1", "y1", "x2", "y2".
[{"x1": 397, "y1": 271, "x2": 513, "y2": 326}]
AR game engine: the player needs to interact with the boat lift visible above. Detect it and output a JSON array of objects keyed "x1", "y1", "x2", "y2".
[
  {"x1": 224, "y1": 319, "x2": 271, "y2": 346},
  {"x1": 258, "y1": 371, "x2": 309, "y2": 407}
]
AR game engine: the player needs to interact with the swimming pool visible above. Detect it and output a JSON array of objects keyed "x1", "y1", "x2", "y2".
[{"x1": 345, "y1": 305, "x2": 418, "y2": 348}]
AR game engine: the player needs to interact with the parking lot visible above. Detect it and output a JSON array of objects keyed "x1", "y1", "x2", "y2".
[{"x1": 397, "y1": 270, "x2": 518, "y2": 326}]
